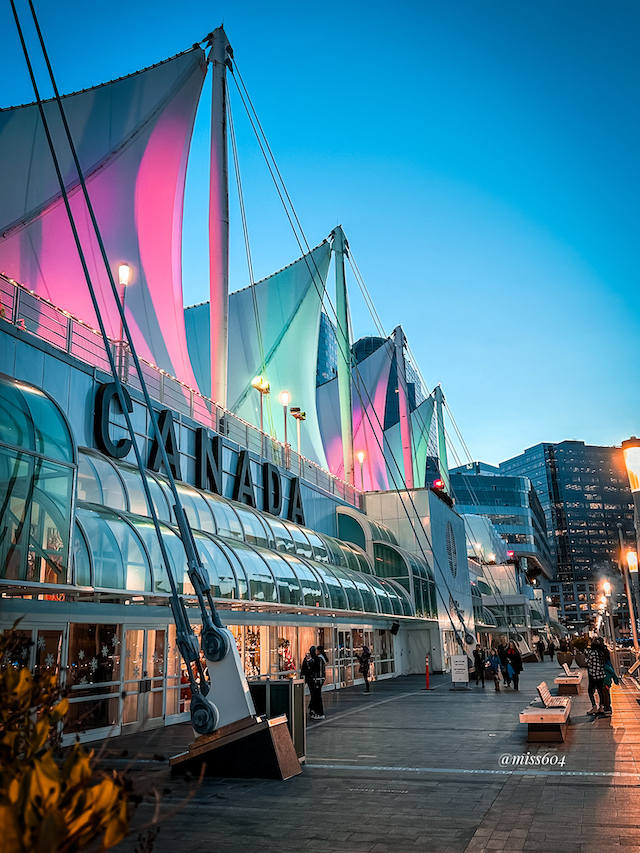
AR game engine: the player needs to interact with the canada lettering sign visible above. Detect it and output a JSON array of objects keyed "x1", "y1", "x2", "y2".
[{"x1": 94, "y1": 382, "x2": 304, "y2": 524}]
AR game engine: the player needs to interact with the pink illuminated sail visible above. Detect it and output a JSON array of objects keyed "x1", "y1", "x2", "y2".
[{"x1": 0, "y1": 48, "x2": 207, "y2": 388}]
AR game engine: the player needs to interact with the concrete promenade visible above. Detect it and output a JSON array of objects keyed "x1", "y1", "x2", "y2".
[{"x1": 110, "y1": 659, "x2": 640, "y2": 853}]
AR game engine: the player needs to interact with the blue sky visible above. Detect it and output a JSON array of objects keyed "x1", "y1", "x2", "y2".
[{"x1": 2, "y1": 0, "x2": 638, "y2": 465}]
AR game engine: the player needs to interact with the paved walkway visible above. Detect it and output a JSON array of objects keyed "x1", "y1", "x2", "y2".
[{"x1": 109, "y1": 660, "x2": 640, "y2": 853}]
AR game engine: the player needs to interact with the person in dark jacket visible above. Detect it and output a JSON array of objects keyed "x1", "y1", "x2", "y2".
[
  {"x1": 356, "y1": 645, "x2": 372, "y2": 693},
  {"x1": 472, "y1": 645, "x2": 486, "y2": 687},
  {"x1": 586, "y1": 637, "x2": 612, "y2": 716},
  {"x1": 546, "y1": 640, "x2": 556, "y2": 660},
  {"x1": 300, "y1": 646, "x2": 325, "y2": 719},
  {"x1": 498, "y1": 640, "x2": 510, "y2": 687},
  {"x1": 536, "y1": 638, "x2": 546, "y2": 662},
  {"x1": 506, "y1": 641, "x2": 523, "y2": 691},
  {"x1": 488, "y1": 648, "x2": 501, "y2": 691}
]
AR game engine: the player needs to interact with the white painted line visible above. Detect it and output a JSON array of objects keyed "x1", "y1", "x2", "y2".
[{"x1": 305, "y1": 763, "x2": 640, "y2": 780}]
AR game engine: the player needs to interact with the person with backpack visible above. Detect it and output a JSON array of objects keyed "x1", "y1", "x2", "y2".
[
  {"x1": 356, "y1": 645, "x2": 372, "y2": 693},
  {"x1": 586, "y1": 637, "x2": 615, "y2": 716},
  {"x1": 506, "y1": 640, "x2": 523, "y2": 691},
  {"x1": 488, "y1": 647, "x2": 502, "y2": 691},
  {"x1": 300, "y1": 645, "x2": 325, "y2": 719}
]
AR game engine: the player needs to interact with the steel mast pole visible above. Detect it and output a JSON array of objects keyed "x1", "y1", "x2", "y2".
[
  {"x1": 332, "y1": 226, "x2": 354, "y2": 486},
  {"x1": 394, "y1": 325, "x2": 414, "y2": 489},
  {"x1": 208, "y1": 26, "x2": 231, "y2": 408}
]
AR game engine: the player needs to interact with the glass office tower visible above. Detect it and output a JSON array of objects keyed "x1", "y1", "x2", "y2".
[{"x1": 500, "y1": 441, "x2": 635, "y2": 631}]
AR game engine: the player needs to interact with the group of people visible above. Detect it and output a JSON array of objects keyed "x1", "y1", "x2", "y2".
[
  {"x1": 300, "y1": 644, "x2": 372, "y2": 720},
  {"x1": 473, "y1": 640, "x2": 523, "y2": 691},
  {"x1": 535, "y1": 637, "x2": 556, "y2": 661}
]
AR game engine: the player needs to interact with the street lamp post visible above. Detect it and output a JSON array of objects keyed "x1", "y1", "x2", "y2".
[
  {"x1": 251, "y1": 376, "x2": 270, "y2": 454},
  {"x1": 618, "y1": 523, "x2": 639, "y2": 651},
  {"x1": 117, "y1": 263, "x2": 130, "y2": 378},
  {"x1": 281, "y1": 391, "x2": 289, "y2": 467},
  {"x1": 357, "y1": 450, "x2": 365, "y2": 492},
  {"x1": 627, "y1": 550, "x2": 640, "y2": 639},
  {"x1": 602, "y1": 581, "x2": 617, "y2": 663},
  {"x1": 290, "y1": 407, "x2": 306, "y2": 475}
]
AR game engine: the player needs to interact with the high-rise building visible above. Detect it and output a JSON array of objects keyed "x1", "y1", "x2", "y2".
[
  {"x1": 499, "y1": 441, "x2": 635, "y2": 630},
  {"x1": 449, "y1": 464, "x2": 554, "y2": 583}
]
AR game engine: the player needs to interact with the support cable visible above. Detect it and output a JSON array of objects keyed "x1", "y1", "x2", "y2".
[{"x1": 16, "y1": 1, "x2": 227, "y2": 733}]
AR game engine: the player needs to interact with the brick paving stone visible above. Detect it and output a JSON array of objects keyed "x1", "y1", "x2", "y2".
[{"x1": 104, "y1": 663, "x2": 640, "y2": 853}]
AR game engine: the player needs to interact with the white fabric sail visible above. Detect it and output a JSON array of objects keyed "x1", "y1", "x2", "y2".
[
  {"x1": 0, "y1": 48, "x2": 207, "y2": 389},
  {"x1": 226, "y1": 241, "x2": 332, "y2": 467}
]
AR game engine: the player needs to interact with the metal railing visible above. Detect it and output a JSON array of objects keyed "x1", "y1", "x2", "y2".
[{"x1": 0, "y1": 274, "x2": 361, "y2": 508}]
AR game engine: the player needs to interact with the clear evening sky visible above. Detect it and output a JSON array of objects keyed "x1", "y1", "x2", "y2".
[{"x1": 1, "y1": 1, "x2": 638, "y2": 466}]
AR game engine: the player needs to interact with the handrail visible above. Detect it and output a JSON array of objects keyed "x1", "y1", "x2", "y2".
[{"x1": 0, "y1": 273, "x2": 361, "y2": 508}]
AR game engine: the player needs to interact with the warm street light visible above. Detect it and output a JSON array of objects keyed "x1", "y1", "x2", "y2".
[
  {"x1": 357, "y1": 450, "x2": 365, "y2": 491},
  {"x1": 603, "y1": 581, "x2": 611, "y2": 597},
  {"x1": 628, "y1": 552, "x2": 639, "y2": 573},
  {"x1": 251, "y1": 375, "x2": 270, "y2": 436},
  {"x1": 116, "y1": 263, "x2": 131, "y2": 376},
  {"x1": 622, "y1": 437, "x2": 640, "y2": 491}
]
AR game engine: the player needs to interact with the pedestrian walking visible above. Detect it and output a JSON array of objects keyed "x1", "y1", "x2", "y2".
[
  {"x1": 300, "y1": 645, "x2": 325, "y2": 719},
  {"x1": 472, "y1": 644, "x2": 486, "y2": 687},
  {"x1": 546, "y1": 640, "x2": 556, "y2": 661},
  {"x1": 498, "y1": 639, "x2": 510, "y2": 687},
  {"x1": 536, "y1": 638, "x2": 546, "y2": 662},
  {"x1": 506, "y1": 640, "x2": 523, "y2": 691},
  {"x1": 356, "y1": 645, "x2": 372, "y2": 693},
  {"x1": 586, "y1": 637, "x2": 613, "y2": 716},
  {"x1": 488, "y1": 647, "x2": 501, "y2": 691}
]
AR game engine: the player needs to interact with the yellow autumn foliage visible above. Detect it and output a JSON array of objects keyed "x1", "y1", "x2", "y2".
[{"x1": 0, "y1": 630, "x2": 131, "y2": 852}]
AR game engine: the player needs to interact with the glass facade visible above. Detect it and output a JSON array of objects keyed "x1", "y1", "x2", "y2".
[
  {"x1": 449, "y1": 467, "x2": 553, "y2": 579},
  {"x1": 0, "y1": 375, "x2": 75, "y2": 586},
  {"x1": 500, "y1": 441, "x2": 635, "y2": 629}
]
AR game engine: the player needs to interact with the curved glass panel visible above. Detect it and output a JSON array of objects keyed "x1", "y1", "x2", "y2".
[
  {"x1": 73, "y1": 520, "x2": 92, "y2": 586},
  {"x1": 282, "y1": 553, "x2": 325, "y2": 607},
  {"x1": 328, "y1": 565, "x2": 363, "y2": 611},
  {"x1": 337, "y1": 513, "x2": 367, "y2": 550},
  {"x1": 255, "y1": 547, "x2": 303, "y2": 606},
  {"x1": 300, "y1": 527, "x2": 329, "y2": 562},
  {"x1": 384, "y1": 578, "x2": 414, "y2": 616},
  {"x1": 0, "y1": 377, "x2": 74, "y2": 463},
  {"x1": 312, "y1": 563, "x2": 348, "y2": 610},
  {"x1": 117, "y1": 464, "x2": 172, "y2": 521},
  {"x1": 175, "y1": 482, "x2": 216, "y2": 534},
  {"x1": 1, "y1": 448, "x2": 73, "y2": 584},
  {"x1": 378, "y1": 578, "x2": 404, "y2": 616},
  {"x1": 77, "y1": 507, "x2": 150, "y2": 591},
  {"x1": 215, "y1": 538, "x2": 248, "y2": 599},
  {"x1": 204, "y1": 494, "x2": 243, "y2": 540},
  {"x1": 344, "y1": 567, "x2": 378, "y2": 613},
  {"x1": 262, "y1": 516, "x2": 295, "y2": 553},
  {"x1": 373, "y1": 542, "x2": 410, "y2": 579},
  {"x1": 321, "y1": 534, "x2": 349, "y2": 569},
  {"x1": 347, "y1": 544, "x2": 373, "y2": 575},
  {"x1": 193, "y1": 532, "x2": 237, "y2": 598},
  {"x1": 284, "y1": 523, "x2": 313, "y2": 559},
  {"x1": 233, "y1": 503, "x2": 270, "y2": 548},
  {"x1": 133, "y1": 519, "x2": 188, "y2": 594},
  {"x1": 365, "y1": 574, "x2": 394, "y2": 614},
  {"x1": 227, "y1": 540, "x2": 276, "y2": 603},
  {"x1": 78, "y1": 451, "x2": 126, "y2": 510}
]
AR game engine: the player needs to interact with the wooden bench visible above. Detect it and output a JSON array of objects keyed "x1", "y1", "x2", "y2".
[
  {"x1": 519, "y1": 682, "x2": 571, "y2": 742},
  {"x1": 554, "y1": 662, "x2": 585, "y2": 695}
]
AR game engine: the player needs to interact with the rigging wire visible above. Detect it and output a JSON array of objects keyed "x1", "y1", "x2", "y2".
[
  {"x1": 227, "y1": 58, "x2": 480, "y2": 650},
  {"x1": 226, "y1": 82, "x2": 274, "y2": 437},
  {"x1": 15, "y1": 3, "x2": 223, "y2": 713}
]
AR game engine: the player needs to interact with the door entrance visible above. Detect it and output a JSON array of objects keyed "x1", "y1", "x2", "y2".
[{"x1": 122, "y1": 628, "x2": 166, "y2": 732}]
